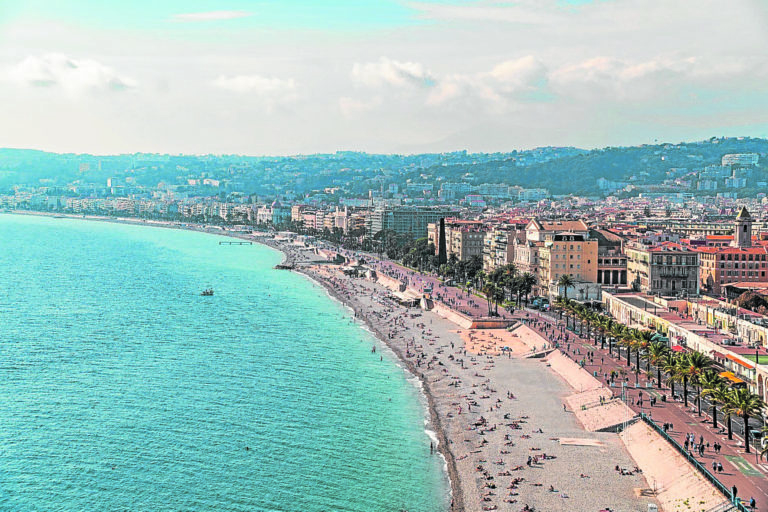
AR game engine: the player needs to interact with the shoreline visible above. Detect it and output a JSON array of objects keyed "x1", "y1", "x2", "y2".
[
  {"x1": 6, "y1": 211, "x2": 462, "y2": 510},
  {"x1": 293, "y1": 265, "x2": 464, "y2": 511},
  {"x1": 9, "y1": 211, "x2": 715, "y2": 511}
]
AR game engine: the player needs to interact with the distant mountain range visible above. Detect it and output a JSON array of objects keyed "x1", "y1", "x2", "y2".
[{"x1": 2, "y1": 137, "x2": 767, "y2": 198}]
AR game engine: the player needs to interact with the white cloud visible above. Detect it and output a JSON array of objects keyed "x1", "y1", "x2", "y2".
[
  {"x1": 213, "y1": 74, "x2": 295, "y2": 94},
  {"x1": 172, "y1": 11, "x2": 253, "y2": 22},
  {"x1": 339, "y1": 96, "x2": 383, "y2": 118},
  {"x1": 547, "y1": 55, "x2": 755, "y2": 101},
  {"x1": 351, "y1": 57, "x2": 435, "y2": 89},
  {"x1": 427, "y1": 56, "x2": 548, "y2": 108},
  {"x1": 213, "y1": 74, "x2": 299, "y2": 109},
  {"x1": 349, "y1": 55, "x2": 547, "y2": 110},
  {"x1": 6, "y1": 54, "x2": 136, "y2": 94}
]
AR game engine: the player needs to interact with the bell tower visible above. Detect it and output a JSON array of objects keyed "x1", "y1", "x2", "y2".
[{"x1": 731, "y1": 207, "x2": 752, "y2": 248}]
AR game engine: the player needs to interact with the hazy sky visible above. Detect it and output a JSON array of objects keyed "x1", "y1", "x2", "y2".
[{"x1": 1, "y1": 0, "x2": 767, "y2": 155}]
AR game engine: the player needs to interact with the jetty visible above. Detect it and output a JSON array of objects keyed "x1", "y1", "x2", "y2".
[{"x1": 219, "y1": 241, "x2": 252, "y2": 245}]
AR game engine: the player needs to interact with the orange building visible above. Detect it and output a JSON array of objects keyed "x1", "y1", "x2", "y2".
[
  {"x1": 698, "y1": 246, "x2": 768, "y2": 295},
  {"x1": 697, "y1": 207, "x2": 768, "y2": 295}
]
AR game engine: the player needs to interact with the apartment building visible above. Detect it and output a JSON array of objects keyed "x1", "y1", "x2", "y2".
[
  {"x1": 515, "y1": 219, "x2": 597, "y2": 295},
  {"x1": 482, "y1": 227, "x2": 521, "y2": 271},
  {"x1": 627, "y1": 241, "x2": 700, "y2": 296},
  {"x1": 368, "y1": 206, "x2": 455, "y2": 239},
  {"x1": 427, "y1": 219, "x2": 486, "y2": 261},
  {"x1": 698, "y1": 208, "x2": 768, "y2": 294},
  {"x1": 538, "y1": 232, "x2": 598, "y2": 288}
]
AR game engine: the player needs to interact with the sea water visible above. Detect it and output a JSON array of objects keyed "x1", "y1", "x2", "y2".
[{"x1": 0, "y1": 214, "x2": 449, "y2": 512}]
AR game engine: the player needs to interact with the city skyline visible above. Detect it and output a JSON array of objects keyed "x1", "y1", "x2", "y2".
[{"x1": 1, "y1": 0, "x2": 767, "y2": 155}]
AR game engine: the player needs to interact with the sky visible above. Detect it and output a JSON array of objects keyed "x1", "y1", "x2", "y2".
[{"x1": 1, "y1": 0, "x2": 767, "y2": 155}]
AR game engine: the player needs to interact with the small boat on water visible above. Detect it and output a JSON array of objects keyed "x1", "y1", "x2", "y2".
[{"x1": 201, "y1": 288, "x2": 214, "y2": 296}]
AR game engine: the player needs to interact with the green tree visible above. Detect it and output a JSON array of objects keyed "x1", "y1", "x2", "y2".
[
  {"x1": 700, "y1": 372, "x2": 726, "y2": 429},
  {"x1": 724, "y1": 388, "x2": 766, "y2": 453},
  {"x1": 517, "y1": 272, "x2": 537, "y2": 306},
  {"x1": 557, "y1": 274, "x2": 575, "y2": 300},
  {"x1": 646, "y1": 342, "x2": 670, "y2": 389},
  {"x1": 662, "y1": 353, "x2": 682, "y2": 400},
  {"x1": 633, "y1": 330, "x2": 655, "y2": 371},
  {"x1": 682, "y1": 352, "x2": 714, "y2": 416}
]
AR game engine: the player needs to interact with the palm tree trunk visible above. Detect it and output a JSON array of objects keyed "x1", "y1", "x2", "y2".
[
  {"x1": 657, "y1": 367, "x2": 662, "y2": 389},
  {"x1": 635, "y1": 350, "x2": 640, "y2": 371},
  {"x1": 712, "y1": 405, "x2": 717, "y2": 428},
  {"x1": 683, "y1": 376, "x2": 688, "y2": 407},
  {"x1": 744, "y1": 414, "x2": 751, "y2": 453},
  {"x1": 626, "y1": 346, "x2": 631, "y2": 366},
  {"x1": 696, "y1": 388, "x2": 701, "y2": 416},
  {"x1": 727, "y1": 415, "x2": 733, "y2": 440}
]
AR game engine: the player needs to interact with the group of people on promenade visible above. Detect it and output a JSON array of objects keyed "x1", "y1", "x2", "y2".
[
  {"x1": 288, "y1": 244, "x2": 646, "y2": 511},
  {"x1": 518, "y1": 306, "x2": 762, "y2": 510}
]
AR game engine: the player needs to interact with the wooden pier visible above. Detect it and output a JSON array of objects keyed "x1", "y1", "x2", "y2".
[{"x1": 219, "y1": 241, "x2": 252, "y2": 245}]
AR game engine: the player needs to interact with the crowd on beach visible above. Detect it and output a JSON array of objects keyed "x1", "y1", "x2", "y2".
[{"x1": 281, "y1": 243, "x2": 648, "y2": 512}]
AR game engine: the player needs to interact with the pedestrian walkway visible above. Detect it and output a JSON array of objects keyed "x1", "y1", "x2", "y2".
[{"x1": 518, "y1": 308, "x2": 768, "y2": 509}]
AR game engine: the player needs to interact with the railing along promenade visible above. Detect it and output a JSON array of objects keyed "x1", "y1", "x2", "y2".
[{"x1": 639, "y1": 413, "x2": 749, "y2": 512}]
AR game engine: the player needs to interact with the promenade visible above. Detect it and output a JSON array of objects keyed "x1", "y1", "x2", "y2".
[
  {"x1": 520, "y1": 308, "x2": 768, "y2": 509},
  {"x1": 338, "y1": 247, "x2": 767, "y2": 509}
]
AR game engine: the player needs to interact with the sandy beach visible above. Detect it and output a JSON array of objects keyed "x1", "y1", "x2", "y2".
[
  {"x1": 297, "y1": 260, "x2": 653, "y2": 512},
  {"x1": 11, "y1": 212, "x2": 722, "y2": 512}
]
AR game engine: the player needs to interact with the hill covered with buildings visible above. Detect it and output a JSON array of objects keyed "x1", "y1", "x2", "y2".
[{"x1": 3, "y1": 137, "x2": 768, "y2": 202}]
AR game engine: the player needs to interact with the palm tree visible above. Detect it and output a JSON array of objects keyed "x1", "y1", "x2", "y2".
[
  {"x1": 557, "y1": 274, "x2": 575, "y2": 301},
  {"x1": 634, "y1": 330, "x2": 655, "y2": 371},
  {"x1": 682, "y1": 351, "x2": 714, "y2": 416},
  {"x1": 619, "y1": 328, "x2": 637, "y2": 367},
  {"x1": 492, "y1": 284, "x2": 505, "y2": 316},
  {"x1": 475, "y1": 270, "x2": 487, "y2": 292},
  {"x1": 724, "y1": 388, "x2": 766, "y2": 453},
  {"x1": 646, "y1": 342, "x2": 670, "y2": 389},
  {"x1": 662, "y1": 353, "x2": 682, "y2": 401},
  {"x1": 518, "y1": 272, "x2": 537, "y2": 306},
  {"x1": 481, "y1": 282, "x2": 495, "y2": 316},
  {"x1": 609, "y1": 323, "x2": 628, "y2": 358},
  {"x1": 596, "y1": 316, "x2": 613, "y2": 350},
  {"x1": 564, "y1": 299, "x2": 578, "y2": 330},
  {"x1": 759, "y1": 426, "x2": 768, "y2": 461},
  {"x1": 585, "y1": 312, "x2": 600, "y2": 344},
  {"x1": 700, "y1": 374, "x2": 726, "y2": 429}
]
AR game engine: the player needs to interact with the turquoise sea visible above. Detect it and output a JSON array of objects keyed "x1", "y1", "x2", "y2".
[{"x1": 0, "y1": 215, "x2": 449, "y2": 512}]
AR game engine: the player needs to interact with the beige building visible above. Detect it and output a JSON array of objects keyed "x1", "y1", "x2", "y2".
[
  {"x1": 515, "y1": 219, "x2": 597, "y2": 295},
  {"x1": 449, "y1": 228, "x2": 485, "y2": 261},
  {"x1": 626, "y1": 241, "x2": 700, "y2": 296},
  {"x1": 538, "y1": 232, "x2": 598, "y2": 289},
  {"x1": 483, "y1": 227, "x2": 519, "y2": 271},
  {"x1": 428, "y1": 219, "x2": 486, "y2": 262}
]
